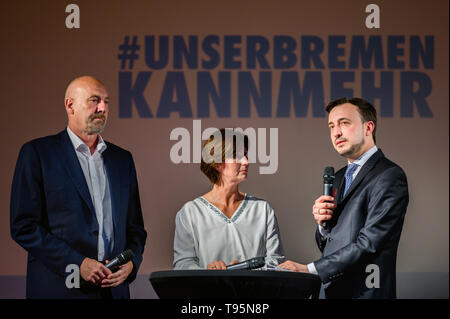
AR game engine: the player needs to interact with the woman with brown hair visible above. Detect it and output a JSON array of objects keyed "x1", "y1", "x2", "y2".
[{"x1": 173, "y1": 128, "x2": 285, "y2": 270}]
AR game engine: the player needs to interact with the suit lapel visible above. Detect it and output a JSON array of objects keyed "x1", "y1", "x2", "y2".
[
  {"x1": 330, "y1": 149, "x2": 384, "y2": 228},
  {"x1": 341, "y1": 149, "x2": 384, "y2": 202},
  {"x1": 55, "y1": 130, "x2": 96, "y2": 216},
  {"x1": 102, "y1": 145, "x2": 120, "y2": 241},
  {"x1": 334, "y1": 172, "x2": 345, "y2": 206}
]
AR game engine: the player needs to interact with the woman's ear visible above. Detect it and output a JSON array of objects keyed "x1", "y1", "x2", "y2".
[{"x1": 215, "y1": 163, "x2": 223, "y2": 173}]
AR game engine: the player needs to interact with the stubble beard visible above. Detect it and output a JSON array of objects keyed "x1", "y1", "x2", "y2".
[
  {"x1": 338, "y1": 138, "x2": 365, "y2": 159},
  {"x1": 85, "y1": 115, "x2": 106, "y2": 135}
]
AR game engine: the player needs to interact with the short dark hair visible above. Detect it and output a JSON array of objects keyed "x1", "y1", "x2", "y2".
[
  {"x1": 326, "y1": 97, "x2": 377, "y2": 143},
  {"x1": 200, "y1": 128, "x2": 249, "y2": 185}
]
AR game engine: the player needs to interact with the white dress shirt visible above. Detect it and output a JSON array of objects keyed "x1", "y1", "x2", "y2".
[
  {"x1": 66, "y1": 127, "x2": 114, "y2": 261},
  {"x1": 307, "y1": 145, "x2": 378, "y2": 275}
]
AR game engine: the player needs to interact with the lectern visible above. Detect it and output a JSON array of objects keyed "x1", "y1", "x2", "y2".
[{"x1": 149, "y1": 270, "x2": 321, "y2": 299}]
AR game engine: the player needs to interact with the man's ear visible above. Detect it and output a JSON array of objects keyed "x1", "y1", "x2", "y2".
[
  {"x1": 365, "y1": 121, "x2": 375, "y2": 137},
  {"x1": 65, "y1": 98, "x2": 74, "y2": 115}
]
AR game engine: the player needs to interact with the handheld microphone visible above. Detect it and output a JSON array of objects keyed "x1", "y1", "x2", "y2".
[
  {"x1": 105, "y1": 249, "x2": 134, "y2": 270},
  {"x1": 226, "y1": 257, "x2": 265, "y2": 270},
  {"x1": 322, "y1": 166, "x2": 335, "y2": 230}
]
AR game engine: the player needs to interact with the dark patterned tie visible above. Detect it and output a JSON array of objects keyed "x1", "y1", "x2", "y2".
[{"x1": 343, "y1": 163, "x2": 359, "y2": 196}]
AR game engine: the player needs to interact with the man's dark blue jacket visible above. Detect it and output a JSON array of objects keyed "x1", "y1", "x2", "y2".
[
  {"x1": 10, "y1": 130, "x2": 147, "y2": 298},
  {"x1": 314, "y1": 149, "x2": 408, "y2": 298}
]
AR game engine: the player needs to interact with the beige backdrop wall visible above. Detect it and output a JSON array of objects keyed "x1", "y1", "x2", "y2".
[{"x1": 0, "y1": 0, "x2": 448, "y2": 298}]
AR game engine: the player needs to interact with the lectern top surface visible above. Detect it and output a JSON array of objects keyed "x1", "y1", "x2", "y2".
[{"x1": 149, "y1": 269, "x2": 320, "y2": 280}]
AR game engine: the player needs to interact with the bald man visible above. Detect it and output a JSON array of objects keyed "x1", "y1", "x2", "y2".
[{"x1": 10, "y1": 76, "x2": 147, "y2": 299}]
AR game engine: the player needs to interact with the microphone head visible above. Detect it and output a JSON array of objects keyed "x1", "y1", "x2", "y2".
[
  {"x1": 118, "y1": 249, "x2": 134, "y2": 263},
  {"x1": 248, "y1": 257, "x2": 265, "y2": 269},
  {"x1": 323, "y1": 166, "x2": 335, "y2": 184}
]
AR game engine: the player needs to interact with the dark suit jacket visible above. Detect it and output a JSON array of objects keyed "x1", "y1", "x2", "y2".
[
  {"x1": 313, "y1": 149, "x2": 408, "y2": 299},
  {"x1": 10, "y1": 130, "x2": 147, "y2": 298}
]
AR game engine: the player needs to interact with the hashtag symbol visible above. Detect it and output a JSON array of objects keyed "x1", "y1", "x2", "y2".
[{"x1": 118, "y1": 36, "x2": 140, "y2": 69}]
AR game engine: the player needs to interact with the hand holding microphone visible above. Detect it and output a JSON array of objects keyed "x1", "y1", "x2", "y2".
[
  {"x1": 105, "y1": 249, "x2": 134, "y2": 270},
  {"x1": 80, "y1": 257, "x2": 112, "y2": 285},
  {"x1": 312, "y1": 167, "x2": 336, "y2": 229},
  {"x1": 80, "y1": 250, "x2": 135, "y2": 286},
  {"x1": 313, "y1": 196, "x2": 335, "y2": 227},
  {"x1": 101, "y1": 249, "x2": 135, "y2": 288}
]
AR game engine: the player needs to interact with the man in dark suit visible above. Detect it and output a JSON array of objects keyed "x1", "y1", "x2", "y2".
[
  {"x1": 279, "y1": 97, "x2": 409, "y2": 299},
  {"x1": 10, "y1": 76, "x2": 147, "y2": 298}
]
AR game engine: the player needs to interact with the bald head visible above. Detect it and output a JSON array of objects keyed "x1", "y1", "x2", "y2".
[
  {"x1": 65, "y1": 76, "x2": 106, "y2": 101},
  {"x1": 65, "y1": 76, "x2": 109, "y2": 137}
]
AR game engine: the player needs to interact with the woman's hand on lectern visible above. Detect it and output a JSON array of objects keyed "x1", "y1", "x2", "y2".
[{"x1": 207, "y1": 260, "x2": 239, "y2": 270}]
